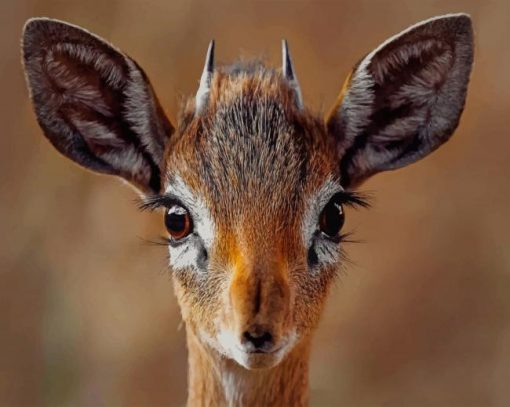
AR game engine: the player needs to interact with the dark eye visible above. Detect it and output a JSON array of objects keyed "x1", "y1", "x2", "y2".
[
  {"x1": 319, "y1": 195, "x2": 345, "y2": 238},
  {"x1": 165, "y1": 205, "x2": 193, "y2": 240}
]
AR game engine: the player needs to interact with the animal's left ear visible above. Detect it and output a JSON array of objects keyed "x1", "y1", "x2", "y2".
[{"x1": 327, "y1": 14, "x2": 474, "y2": 189}]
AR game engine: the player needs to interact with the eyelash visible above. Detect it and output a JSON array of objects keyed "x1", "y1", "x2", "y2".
[
  {"x1": 333, "y1": 190, "x2": 371, "y2": 209},
  {"x1": 139, "y1": 191, "x2": 370, "y2": 211},
  {"x1": 138, "y1": 195, "x2": 184, "y2": 212}
]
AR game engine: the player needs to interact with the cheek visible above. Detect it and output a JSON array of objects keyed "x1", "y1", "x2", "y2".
[
  {"x1": 171, "y1": 262, "x2": 228, "y2": 337},
  {"x1": 291, "y1": 262, "x2": 338, "y2": 331},
  {"x1": 171, "y1": 237, "x2": 339, "y2": 348}
]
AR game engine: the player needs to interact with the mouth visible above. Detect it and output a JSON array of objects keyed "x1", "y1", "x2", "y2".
[
  {"x1": 242, "y1": 343, "x2": 285, "y2": 355},
  {"x1": 233, "y1": 341, "x2": 291, "y2": 369}
]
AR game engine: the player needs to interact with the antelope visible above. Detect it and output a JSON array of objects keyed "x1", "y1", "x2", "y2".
[{"x1": 22, "y1": 14, "x2": 473, "y2": 406}]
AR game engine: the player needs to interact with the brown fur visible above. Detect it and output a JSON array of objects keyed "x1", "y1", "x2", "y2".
[{"x1": 170, "y1": 64, "x2": 337, "y2": 367}]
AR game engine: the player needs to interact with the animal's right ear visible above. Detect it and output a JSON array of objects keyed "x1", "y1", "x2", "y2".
[{"x1": 22, "y1": 18, "x2": 174, "y2": 194}]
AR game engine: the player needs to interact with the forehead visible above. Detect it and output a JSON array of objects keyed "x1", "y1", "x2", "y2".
[{"x1": 165, "y1": 65, "x2": 337, "y2": 226}]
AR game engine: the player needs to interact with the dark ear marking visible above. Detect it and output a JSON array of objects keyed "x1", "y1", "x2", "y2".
[
  {"x1": 328, "y1": 14, "x2": 474, "y2": 189},
  {"x1": 22, "y1": 18, "x2": 174, "y2": 193}
]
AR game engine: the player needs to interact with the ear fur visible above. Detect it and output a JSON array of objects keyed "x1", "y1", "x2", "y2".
[
  {"x1": 327, "y1": 14, "x2": 474, "y2": 189},
  {"x1": 22, "y1": 18, "x2": 174, "y2": 193}
]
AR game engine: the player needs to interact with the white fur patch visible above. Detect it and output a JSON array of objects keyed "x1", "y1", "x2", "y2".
[
  {"x1": 301, "y1": 176, "x2": 343, "y2": 247},
  {"x1": 341, "y1": 64, "x2": 375, "y2": 141},
  {"x1": 215, "y1": 326, "x2": 297, "y2": 370},
  {"x1": 340, "y1": 13, "x2": 470, "y2": 146},
  {"x1": 166, "y1": 175, "x2": 215, "y2": 247},
  {"x1": 70, "y1": 117, "x2": 124, "y2": 147},
  {"x1": 314, "y1": 238, "x2": 342, "y2": 266},
  {"x1": 301, "y1": 176, "x2": 344, "y2": 267},
  {"x1": 168, "y1": 238, "x2": 205, "y2": 271},
  {"x1": 124, "y1": 59, "x2": 165, "y2": 160},
  {"x1": 70, "y1": 116, "x2": 151, "y2": 185},
  {"x1": 165, "y1": 175, "x2": 215, "y2": 271}
]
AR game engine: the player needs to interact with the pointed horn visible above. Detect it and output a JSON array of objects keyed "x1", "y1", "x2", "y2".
[
  {"x1": 282, "y1": 39, "x2": 303, "y2": 109},
  {"x1": 195, "y1": 40, "x2": 215, "y2": 114}
]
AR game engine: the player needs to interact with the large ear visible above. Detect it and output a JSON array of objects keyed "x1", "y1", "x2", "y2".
[
  {"x1": 22, "y1": 18, "x2": 174, "y2": 194},
  {"x1": 327, "y1": 14, "x2": 474, "y2": 189}
]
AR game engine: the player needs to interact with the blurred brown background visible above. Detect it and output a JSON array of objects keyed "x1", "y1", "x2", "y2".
[{"x1": 1, "y1": 0, "x2": 509, "y2": 406}]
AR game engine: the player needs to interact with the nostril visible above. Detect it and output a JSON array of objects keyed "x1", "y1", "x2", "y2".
[{"x1": 243, "y1": 330, "x2": 273, "y2": 351}]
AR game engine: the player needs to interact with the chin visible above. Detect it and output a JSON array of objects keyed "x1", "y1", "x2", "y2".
[{"x1": 230, "y1": 345, "x2": 289, "y2": 370}]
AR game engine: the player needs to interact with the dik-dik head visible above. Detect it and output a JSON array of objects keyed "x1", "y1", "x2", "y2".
[{"x1": 22, "y1": 15, "x2": 473, "y2": 370}]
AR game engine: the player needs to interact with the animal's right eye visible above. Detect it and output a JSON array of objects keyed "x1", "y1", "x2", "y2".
[{"x1": 165, "y1": 205, "x2": 193, "y2": 241}]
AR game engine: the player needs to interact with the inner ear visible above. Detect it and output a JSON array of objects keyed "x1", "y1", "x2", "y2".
[{"x1": 49, "y1": 49, "x2": 126, "y2": 120}]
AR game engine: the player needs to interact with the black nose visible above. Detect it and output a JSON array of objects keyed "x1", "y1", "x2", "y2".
[{"x1": 243, "y1": 329, "x2": 274, "y2": 352}]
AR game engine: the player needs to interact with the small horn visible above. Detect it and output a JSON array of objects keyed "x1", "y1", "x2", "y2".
[
  {"x1": 282, "y1": 39, "x2": 303, "y2": 109},
  {"x1": 195, "y1": 40, "x2": 215, "y2": 114}
]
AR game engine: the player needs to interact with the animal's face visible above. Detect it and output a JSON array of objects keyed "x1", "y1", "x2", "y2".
[
  {"x1": 22, "y1": 15, "x2": 473, "y2": 369},
  {"x1": 161, "y1": 70, "x2": 349, "y2": 368}
]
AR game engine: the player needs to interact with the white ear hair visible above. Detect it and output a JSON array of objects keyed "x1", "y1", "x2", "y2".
[
  {"x1": 327, "y1": 13, "x2": 474, "y2": 189},
  {"x1": 195, "y1": 40, "x2": 215, "y2": 114},
  {"x1": 22, "y1": 17, "x2": 173, "y2": 194},
  {"x1": 282, "y1": 39, "x2": 303, "y2": 109}
]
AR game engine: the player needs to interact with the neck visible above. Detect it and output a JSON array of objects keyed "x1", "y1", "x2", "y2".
[{"x1": 185, "y1": 329, "x2": 311, "y2": 406}]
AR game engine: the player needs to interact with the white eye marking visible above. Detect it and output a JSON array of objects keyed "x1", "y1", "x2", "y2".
[
  {"x1": 165, "y1": 175, "x2": 215, "y2": 271},
  {"x1": 302, "y1": 176, "x2": 344, "y2": 268},
  {"x1": 314, "y1": 239, "x2": 341, "y2": 266},
  {"x1": 169, "y1": 240, "x2": 204, "y2": 272},
  {"x1": 301, "y1": 176, "x2": 343, "y2": 247}
]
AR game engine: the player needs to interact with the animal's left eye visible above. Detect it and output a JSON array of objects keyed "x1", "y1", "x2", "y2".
[{"x1": 319, "y1": 195, "x2": 345, "y2": 238}]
